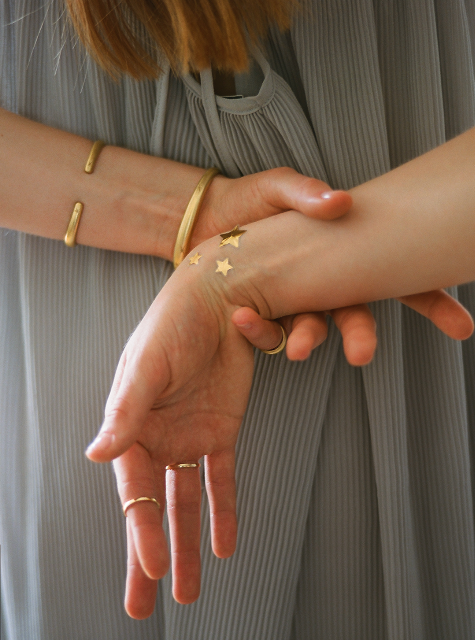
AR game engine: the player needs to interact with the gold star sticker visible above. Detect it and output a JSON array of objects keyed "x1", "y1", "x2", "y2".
[
  {"x1": 189, "y1": 252, "x2": 202, "y2": 265},
  {"x1": 216, "y1": 258, "x2": 233, "y2": 276},
  {"x1": 219, "y1": 225, "x2": 247, "y2": 248}
]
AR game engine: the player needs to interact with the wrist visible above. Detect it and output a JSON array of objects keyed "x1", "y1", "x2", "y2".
[
  {"x1": 77, "y1": 146, "x2": 208, "y2": 260},
  {"x1": 189, "y1": 174, "x2": 232, "y2": 248}
]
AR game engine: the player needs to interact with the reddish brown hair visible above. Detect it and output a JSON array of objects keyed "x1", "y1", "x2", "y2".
[{"x1": 66, "y1": 0, "x2": 297, "y2": 79}]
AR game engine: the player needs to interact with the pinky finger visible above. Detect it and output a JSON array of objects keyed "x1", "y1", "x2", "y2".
[{"x1": 398, "y1": 290, "x2": 474, "y2": 340}]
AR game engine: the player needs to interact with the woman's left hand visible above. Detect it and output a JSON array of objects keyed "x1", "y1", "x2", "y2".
[{"x1": 233, "y1": 288, "x2": 474, "y2": 365}]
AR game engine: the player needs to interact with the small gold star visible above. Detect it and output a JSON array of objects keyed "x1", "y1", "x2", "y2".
[
  {"x1": 189, "y1": 252, "x2": 202, "y2": 265},
  {"x1": 216, "y1": 258, "x2": 233, "y2": 276},
  {"x1": 219, "y1": 225, "x2": 247, "y2": 248}
]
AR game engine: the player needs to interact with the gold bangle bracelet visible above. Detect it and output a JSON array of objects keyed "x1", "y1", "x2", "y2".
[
  {"x1": 64, "y1": 203, "x2": 84, "y2": 248},
  {"x1": 84, "y1": 140, "x2": 105, "y2": 174},
  {"x1": 173, "y1": 167, "x2": 220, "y2": 268},
  {"x1": 64, "y1": 139, "x2": 105, "y2": 248}
]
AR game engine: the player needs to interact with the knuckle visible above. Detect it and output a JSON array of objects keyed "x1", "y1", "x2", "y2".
[
  {"x1": 266, "y1": 166, "x2": 295, "y2": 181},
  {"x1": 121, "y1": 477, "x2": 156, "y2": 497},
  {"x1": 167, "y1": 500, "x2": 200, "y2": 516},
  {"x1": 104, "y1": 399, "x2": 131, "y2": 423},
  {"x1": 171, "y1": 549, "x2": 200, "y2": 565}
]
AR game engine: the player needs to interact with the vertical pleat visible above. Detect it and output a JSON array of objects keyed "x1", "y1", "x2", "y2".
[
  {"x1": 291, "y1": 0, "x2": 391, "y2": 188},
  {"x1": 290, "y1": 345, "x2": 386, "y2": 639},
  {"x1": 1, "y1": 1, "x2": 475, "y2": 639},
  {"x1": 362, "y1": 301, "x2": 425, "y2": 639}
]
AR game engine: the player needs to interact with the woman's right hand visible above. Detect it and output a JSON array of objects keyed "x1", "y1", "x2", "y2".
[
  {"x1": 0, "y1": 108, "x2": 352, "y2": 258},
  {"x1": 191, "y1": 166, "x2": 353, "y2": 247}
]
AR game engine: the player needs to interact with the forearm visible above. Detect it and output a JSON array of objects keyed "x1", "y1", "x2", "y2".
[
  {"x1": 0, "y1": 108, "x2": 216, "y2": 259},
  {"x1": 192, "y1": 127, "x2": 475, "y2": 318}
]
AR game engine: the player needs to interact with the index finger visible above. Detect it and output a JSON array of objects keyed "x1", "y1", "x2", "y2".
[{"x1": 113, "y1": 444, "x2": 169, "y2": 581}]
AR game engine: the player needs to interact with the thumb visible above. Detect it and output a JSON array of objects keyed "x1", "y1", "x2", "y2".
[
  {"x1": 86, "y1": 350, "x2": 168, "y2": 462},
  {"x1": 254, "y1": 167, "x2": 353, "y2": 220}
]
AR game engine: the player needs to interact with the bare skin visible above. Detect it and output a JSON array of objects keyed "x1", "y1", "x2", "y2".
[
  {"x1": 1, "y1": 106, "x2": 381, "y2": 358},
  {"x1": 85, "y1": 127, "x2": 475, "y2": 616},
  {"x1": 1, "y1": 107, "x2": 468, "y2": 361}
]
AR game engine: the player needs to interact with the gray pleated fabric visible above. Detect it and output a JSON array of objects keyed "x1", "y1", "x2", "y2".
[{"x1": 1, "y1": 1, "x2": 475, "y2": 639}]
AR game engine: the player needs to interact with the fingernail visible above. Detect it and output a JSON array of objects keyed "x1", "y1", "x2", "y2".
[
  {"x1": 320, "y1": 191, "x2": 333, "y2": 199},
  {"x1": 234, "y1": 321, "x2": 252, "y2": 329},
  {"x1": 86, "y1": 431, "x2": 114, "y2": 455}
]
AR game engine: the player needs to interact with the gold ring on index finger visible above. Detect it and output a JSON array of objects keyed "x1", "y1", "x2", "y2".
[{"x1": 260, "y1": 324, "x2": 287, "y2": 355}]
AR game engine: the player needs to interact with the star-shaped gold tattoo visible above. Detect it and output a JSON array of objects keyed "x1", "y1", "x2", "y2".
[
  {"x1": 216, "y1": 258, "x2": 233, "y2": 276},
  {"x1": 219, "y1": 225, "x2": 247, "y2": 248},
  {"x1": 189, "y1": 252, "x2": 202, "y2": 265}
]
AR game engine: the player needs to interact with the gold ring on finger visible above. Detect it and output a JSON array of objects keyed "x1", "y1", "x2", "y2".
[
  {"x1": 260, "y1": 324, "x2": 287, "y2": 355},
  {"x1": 166, "y1": 462, "x2": 201, "y2": 471},
  {"x1": 122, "y1": 496, "x2": 160, "y2": 517}
]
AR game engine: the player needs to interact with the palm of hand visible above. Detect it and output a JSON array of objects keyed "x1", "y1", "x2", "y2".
[
  {"x1": 137, "y1": 316, "x2": 254, "y2": 463},
  {"x1": 100, "y1": 277, "x2": 254, "y2": 613}
]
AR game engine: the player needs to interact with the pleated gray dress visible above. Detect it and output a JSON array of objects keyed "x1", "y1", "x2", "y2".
[{"x1": 1, "y1": 1, "x2": 475, "y2": 638}]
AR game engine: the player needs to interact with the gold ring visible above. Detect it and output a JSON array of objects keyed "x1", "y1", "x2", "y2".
[
  {"x1": 166, "y1": 462, "x2": 201, "y2": 471},
  {"x1": 260, "y1": 324, "x2": 287, "y2": 355},
  {"x1": 123, "y1": 496, "x2": 160, "y2": 517}
]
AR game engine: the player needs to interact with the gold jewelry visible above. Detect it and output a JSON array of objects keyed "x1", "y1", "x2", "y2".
[
  {"x1": 84, "y1": 140, "x2": 105, "y2": 174},
  {"x1": 216, "y1": 257, "x2": 233, "y2": 276},
  {"x1": 189, "y1": 252, "x2": 202, "y2": 265},
  {"x1": 123, "y1": 496, "x2": 160, "y2": 517},
  {"x1": 64, "y1": 203, "x2": 84, "y2": 248},
  {"x1": 173, "y1": 167, "x2": 220, "y2": 269},
  {"x1": 261, "y1": 324, "x2": 287, "y2": 355},
  {"x1": 219, "y1": 225, "x2": 246, "y2": 248},
  {"x1": 166, "y1": 462, "x2": 201, "y2": 471},
  {"x1": 64, "y1": 139, "x2": 105, "y2": 247}
]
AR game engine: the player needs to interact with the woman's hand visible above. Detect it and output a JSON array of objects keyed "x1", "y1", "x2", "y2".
[
  {"x1": 87, "y1": 264, "x2": 254, "y2": 615},
  {"x1": 0, "y1": 108, "x2": 353, "y2": 258},
  {"x1": 86, "y1": 127, "x2": 475, "y2": 617},
  {"x1": 86, "y1": 210, "x2": 473, "y2": 618},
  {"x1": 232, "y1": 289, "x2": 474, "y2": 365},
  {"x1": 192, "y1": 166, "x2": 352, "y2": 247},
  {"x1": 2, "y1": 106, "x2": 469, "y2": 358},
  {"x1": 200, "y1": 171, "x2": 473, "y2": 365}
]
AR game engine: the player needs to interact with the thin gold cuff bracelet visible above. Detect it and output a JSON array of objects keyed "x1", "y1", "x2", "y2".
[
  {"x1": 173, "y1": 167, "x2": 220, "y2": 268},
  {"x1": 64, "y1": 140, "x2": 105, "y2": 248}
]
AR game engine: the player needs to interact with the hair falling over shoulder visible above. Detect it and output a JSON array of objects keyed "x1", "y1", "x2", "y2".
[{"x1": 66, "y1": 0, "x2": 298, "y2": 79}]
